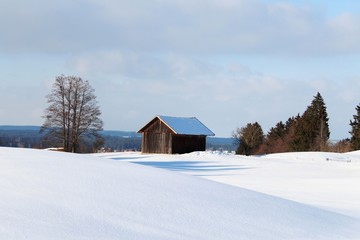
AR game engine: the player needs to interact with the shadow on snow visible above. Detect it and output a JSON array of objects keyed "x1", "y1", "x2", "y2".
[{"x1": 132, "y1": 161, "x2": 249, "y2": 175}]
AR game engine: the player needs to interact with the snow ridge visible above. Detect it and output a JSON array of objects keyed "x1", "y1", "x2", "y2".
[{"x1": 1, "y1": 147, "x2": 360, "y2": 239}]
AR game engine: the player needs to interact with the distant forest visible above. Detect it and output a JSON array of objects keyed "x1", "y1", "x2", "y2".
[
  {"x1": 0, "y1": 126, "x2": 236, "y2": 152},
  {"x1": 232, "y1": 92, "x2": 359, "y2": 155}
]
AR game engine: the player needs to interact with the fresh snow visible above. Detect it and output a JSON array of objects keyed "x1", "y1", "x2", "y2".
[
  {"x1": 102, "y1": 151, "x2": 360, "y2": 219},
  {"x1": 1, "y1": 147, "x2": 360, "y2": 239}
]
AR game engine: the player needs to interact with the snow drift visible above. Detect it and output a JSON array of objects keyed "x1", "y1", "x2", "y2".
[{"x1": 1, "y1": 147, "x2": 360, "y2": 239}]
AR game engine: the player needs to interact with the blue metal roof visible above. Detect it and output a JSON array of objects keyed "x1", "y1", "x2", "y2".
[{"x1": 157, "y1": 115, "x2": 215, "y2": 136}]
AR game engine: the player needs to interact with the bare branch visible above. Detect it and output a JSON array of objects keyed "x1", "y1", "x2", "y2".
[{"x1": 41, "y1": 75, "x2": 103, "y2": 153}]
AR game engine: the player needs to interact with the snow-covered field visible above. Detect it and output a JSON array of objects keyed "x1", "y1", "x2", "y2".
[
  {"x1": 99, "y1": 150, "x2": 360, "y2": 218},
  {"x1": 1, "y1": 147, "x2": 360, "y2": 239}
]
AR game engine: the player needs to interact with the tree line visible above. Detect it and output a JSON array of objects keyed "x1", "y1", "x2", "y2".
[
  {"x1": 0, "y1": 127, "x2": 142, "y2": 152},
  {"x1": 6, "y1": 75, "x2": 360, "y2": 154},
  {"x1": 1, "y1": 75, "x2": 238, "y2": 153},
  {"x1": 0, "y1": 128, "x2": 236, "y2": 153},
  {"x1": 233, "y1": 92, "x2": 360, "y2": 155}
]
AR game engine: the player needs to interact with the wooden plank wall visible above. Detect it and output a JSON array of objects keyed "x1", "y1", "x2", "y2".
[
  {"x1": 172, "y1": 135, "x2": 206, "y2": 154},
  {"x1": 140, "y1": 118, "x2": 207, "y2": 154},
  {"x1": 141, "y1": 119, "x2": 172, "y2": 154}
]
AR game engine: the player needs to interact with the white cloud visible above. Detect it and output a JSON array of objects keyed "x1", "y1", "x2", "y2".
[
  {"x1": 2, "y1": 0, "x2": 360, "y2": 140},
  {"x1": 1, "y1": 0, "x2": 360, "y2": 55},
  {"x1": 67, "y1": 51, "x2": 222, "y2": 81},
  {"x1": 326, "y1": 13, "x2": 360, "y2": 53}
]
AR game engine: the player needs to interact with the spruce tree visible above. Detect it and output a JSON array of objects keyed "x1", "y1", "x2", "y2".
[
  {"x1": 291, "y1": 92, "x2": 330, "y2": 151},
  {"x1": 312, "y1": 92, "x2": 330, "y2": 151},
  {"x1": 350, "y1": 104, "x2": 360, "y2": 150},
  {"x1": 258, "y1": 115, "x2": 300, "y2": 154},
  {"x1": 258, "y1": 121, "x2": 286, "y2": 154}
]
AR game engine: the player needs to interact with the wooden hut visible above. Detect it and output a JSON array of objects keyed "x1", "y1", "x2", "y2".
[{"x1": 137, "y1": 115, "x2": 215, "y2": 154}]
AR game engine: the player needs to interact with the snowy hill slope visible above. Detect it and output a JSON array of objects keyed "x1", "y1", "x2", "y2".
[
  {"x1": 1, "y1": 147, "x2": 360, "y2": 239},
  {"x1": 102, "y1": 151, "x2": 360, "y2": 219}
]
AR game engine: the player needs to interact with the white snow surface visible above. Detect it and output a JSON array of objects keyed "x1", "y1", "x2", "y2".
[{"x1": 1, "y1": 147, "x2": 360, "y2": 239}]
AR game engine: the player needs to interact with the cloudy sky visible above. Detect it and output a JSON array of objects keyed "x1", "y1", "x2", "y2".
[{"x1": 1, "y1": 0, "x2": 360, "y2": 139}]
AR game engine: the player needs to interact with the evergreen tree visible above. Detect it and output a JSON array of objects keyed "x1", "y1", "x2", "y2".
[
  {"x1": 350, "y1": 104, "x2": 360, "y2": 150},
  {"x1": 258, "y1": 121, "x2": 286, "y2": 154},
  {"x1": 258, "y1": 115, "x2": 300, "y2": 154},
  {"x1": 285, "y1": 115, "x2": 301, "y2": 151},
  {"x1": 312, "y1": 92, "x2": 330, "y2": 151},
  {"x1": 291, "y1": 92, "x2": 330, "y2": 151}
]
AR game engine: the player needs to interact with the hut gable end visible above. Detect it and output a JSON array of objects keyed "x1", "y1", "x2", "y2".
[{"x1": 143, "y1": 118, "x2": 174, "y2": 135}]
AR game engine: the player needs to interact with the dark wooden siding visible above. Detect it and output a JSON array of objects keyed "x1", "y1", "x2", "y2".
[
  {"x1": 140, "y1": 117, "x2": 208, "y2": 154},
  {"x1": 141, "y1": 119, "x2": 173, "y2": 154},
  {"x1": 172, "y1": 135, "x2": 206, "y2": 154}
]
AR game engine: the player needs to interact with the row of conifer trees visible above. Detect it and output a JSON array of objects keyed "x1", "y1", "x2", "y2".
[{"x1": 234, "y1": 92, "x2": 360, "y2": 155}]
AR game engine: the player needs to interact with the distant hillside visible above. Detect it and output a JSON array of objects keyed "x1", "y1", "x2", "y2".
[
  {"x1": 207, "y1": 137, "x2": 236, "y2": 151},
  {"x1": 0, "y1": 126, "x2": 235, "y2": 151},
  {"x1": 0, "y1": 126, "x2": 44, "y2": 148},
  {"x1": 100, "y1": 130, "x2": 141, "y2": 138},
  {"x1": 0, "y1": 125, "x2": 41, "y2": 131},
  {"x1": 0, "y1": 126, "x2": 139, "y2": 137}
]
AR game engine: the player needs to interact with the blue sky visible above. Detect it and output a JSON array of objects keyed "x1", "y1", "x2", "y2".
[{"x1": 1, "y1": 0, "x2": 360, "y2": 139}]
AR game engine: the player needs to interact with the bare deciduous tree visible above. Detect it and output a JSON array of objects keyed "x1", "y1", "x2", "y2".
[
  {"x1": 41, "y1": 75, "x2": 103, "y2": 153},
  {"x1": 233, "y1": 122, "x2": 264, "y2": 156}
]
